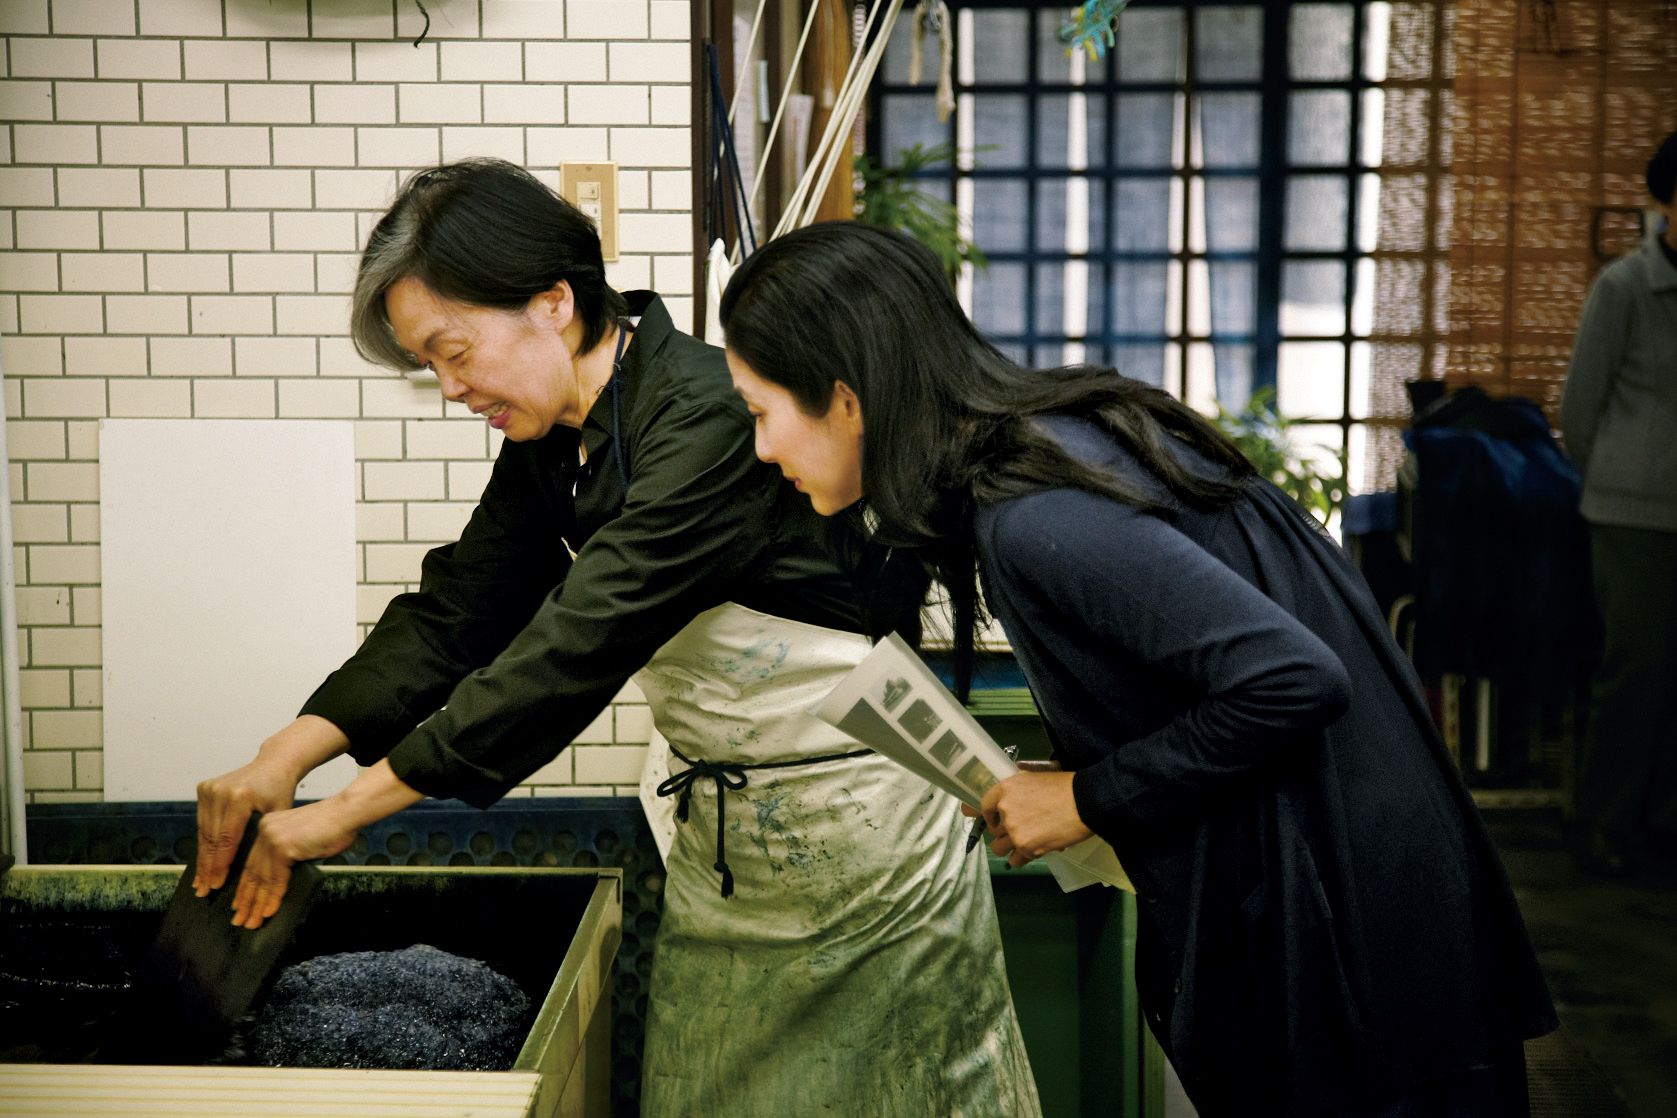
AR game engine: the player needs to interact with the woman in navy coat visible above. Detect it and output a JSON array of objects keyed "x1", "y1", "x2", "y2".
[{"x1": 718, "y1": 222, "x2": 1556, "y2": 1117}]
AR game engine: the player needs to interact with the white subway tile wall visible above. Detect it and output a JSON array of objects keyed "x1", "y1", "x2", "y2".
[{"x1": 2, "y1": 0, "x2": 692, "y2": 802}]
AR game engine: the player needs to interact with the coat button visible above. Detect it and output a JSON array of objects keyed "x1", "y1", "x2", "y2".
[{"x1": 1173, "y1": 978, "x2": 1183, "y2": 995}]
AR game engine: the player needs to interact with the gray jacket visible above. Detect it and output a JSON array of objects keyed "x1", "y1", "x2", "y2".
[{"x1": 1560, "y1": 223, "x2": 1677, "y2": 531}]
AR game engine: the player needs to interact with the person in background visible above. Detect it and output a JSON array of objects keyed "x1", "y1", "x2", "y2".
[
  {"x1": 193, "y1": 160, "x2": 1041, "y2": 1116},
  {"x1": 1561, "y1": 129, "x2": 1677, "y2": 877},
  {"x1": 720, "y1": 221, "x2": 1558, "y2": 1118}
]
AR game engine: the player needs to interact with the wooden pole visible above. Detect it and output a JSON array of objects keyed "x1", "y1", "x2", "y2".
[{"x1": 804, "y1": 0, "x2": 856, "y2": 223}]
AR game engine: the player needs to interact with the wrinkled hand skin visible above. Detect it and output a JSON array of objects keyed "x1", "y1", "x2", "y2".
[
  {"x1": 964, "y1": 770, "x2": 1094, "y2": 868},
  {"x1": 193, "y1": 757, "x2": 299, "y2": 898}
]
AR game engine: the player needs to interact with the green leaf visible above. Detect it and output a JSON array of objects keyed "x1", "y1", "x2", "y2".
[
  {"x1": 855, "y1": 143, "x2": 992, "y2": 285},
  {"x1": 1212, "y1": 387, "x2": 1346, "y2": 523}
]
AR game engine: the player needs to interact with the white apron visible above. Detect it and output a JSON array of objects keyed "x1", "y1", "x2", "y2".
[{"x1": 635, "y1": 603, "x2": 1041, "y2": 1117}]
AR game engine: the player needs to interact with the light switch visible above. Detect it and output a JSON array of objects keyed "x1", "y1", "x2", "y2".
[{"x1": 560, "y1": 162, "x2": 619, "y2": 262}]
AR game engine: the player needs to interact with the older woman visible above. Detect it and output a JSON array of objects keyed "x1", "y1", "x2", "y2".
[
  {"x1": 193, "y1": 161, "x2": 1040, "y2": 1116},
  {"x1": 720, "y1": 221, "x2": 1556, "y2": 1118}
]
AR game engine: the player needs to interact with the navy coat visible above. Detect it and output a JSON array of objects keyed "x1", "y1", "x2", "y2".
[{"x1": 975, "y1": 417, "x2": 1556, "y2": 1116}]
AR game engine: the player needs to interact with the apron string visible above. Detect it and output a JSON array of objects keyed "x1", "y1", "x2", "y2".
[{"x1": 655, "y1": 744, "x2": 874, "y2": 898}]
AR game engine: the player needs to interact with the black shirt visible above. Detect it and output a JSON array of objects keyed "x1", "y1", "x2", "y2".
[{"x1": 301, "y1": 292, "x2": 916, "y2": 806}]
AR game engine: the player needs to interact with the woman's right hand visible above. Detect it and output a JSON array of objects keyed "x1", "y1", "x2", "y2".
[{"x1": 193, "y1": 715, "x2": 350, "y2": 897}]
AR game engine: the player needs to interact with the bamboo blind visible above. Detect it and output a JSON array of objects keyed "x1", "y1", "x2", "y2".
[{"x1": 1365, "y1": 0, "x2": 1677, "y2": 490}]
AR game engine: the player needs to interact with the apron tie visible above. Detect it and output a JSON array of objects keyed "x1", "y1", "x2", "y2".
[
  {"x1": 656, "y1": 758, "x2": 749, "y2": 897},
  {"x1": 656, "y1": 744, "x2": 875, "y2": 898}
]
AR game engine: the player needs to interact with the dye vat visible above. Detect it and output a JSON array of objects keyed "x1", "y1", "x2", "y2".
[{"x1": 0, "y1": 863, "x2": 620, "y2": 1118}]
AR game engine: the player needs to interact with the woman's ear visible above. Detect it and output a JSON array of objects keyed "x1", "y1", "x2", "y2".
[
  {"x1": 833, "y1": 380, "x2": 864, "y2": 436},
  {"x1": 534, "y1": 280, "x2": 576, "y2": 335}
]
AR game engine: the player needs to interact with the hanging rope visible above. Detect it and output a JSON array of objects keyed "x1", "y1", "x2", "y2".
[{"x1": 907, "y1": 0, "x2": 954, "y2": 122}]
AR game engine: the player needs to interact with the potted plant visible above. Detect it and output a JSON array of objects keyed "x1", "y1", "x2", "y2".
[
  {"x1": 1214, "y1": 387, "x2": 1348, "y2": 524},
  {"x1": 854, "y1": 141, "x2": 987, "y2": 285}
]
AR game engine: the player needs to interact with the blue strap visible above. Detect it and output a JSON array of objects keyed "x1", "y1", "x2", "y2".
[{"x1": 608, "y1": 319, "x2": 630, "y2": 486}]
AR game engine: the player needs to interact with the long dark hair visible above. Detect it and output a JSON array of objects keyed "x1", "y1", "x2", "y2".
[
  {"x1": 720, "y1": 221, "x2": 1255, "y2": 697},
  {"x1": 351, "y1": 158, "x2": 629, "y2": 369}
]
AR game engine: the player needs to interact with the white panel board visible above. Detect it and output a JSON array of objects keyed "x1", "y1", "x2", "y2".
[{"x1": 100, "y1": 420, "x2": 360, "y2": 801}]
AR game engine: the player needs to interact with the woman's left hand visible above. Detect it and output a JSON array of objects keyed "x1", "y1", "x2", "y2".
[
  {"x1": 230, "y1": 800, "x2": 358, "y2": 929},
  {"x1": 980, "y1": 771, "x2": 1093, "y2": 868}
]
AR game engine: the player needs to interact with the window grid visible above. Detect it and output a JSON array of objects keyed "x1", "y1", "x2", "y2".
[{"x1": 868, "y1": 0, "x2": 1402, "y2": 492}]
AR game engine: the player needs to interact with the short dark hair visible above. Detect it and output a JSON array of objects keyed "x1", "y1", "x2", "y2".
[
  {"x1": 1647, "y1": 130, "x2": 1677, "y2": 205},
  {"x1": 351, "y1": 158, "x2": 628, "y2": 369}
]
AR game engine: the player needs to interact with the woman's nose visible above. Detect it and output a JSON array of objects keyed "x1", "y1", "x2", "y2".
[{"x1": 434, "y1": 368, "x2": 467, "y2": 402}]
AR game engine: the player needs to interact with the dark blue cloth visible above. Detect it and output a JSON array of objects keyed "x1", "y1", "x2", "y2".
[
  {"x1": 973, "y1": 416, "x2": 1555, "y2": 1116},
  {"x1": 1402, "y1": 389, "x2": 1592, "y2": 687}
]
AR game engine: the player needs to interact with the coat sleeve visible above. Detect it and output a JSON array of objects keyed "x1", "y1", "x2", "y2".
[
  {"x1": 300, "y1": 439, "x2": 571, "y2": 765},
  {"x1": 1560, "y1": 268, "x2": 1632, "y2": 477},
  {"x1": 374, "y1": 400, "x2": 781, "y2": 806},
  {"x1": 984, "y1": 490, "x2": 1352, "y2": 838}
]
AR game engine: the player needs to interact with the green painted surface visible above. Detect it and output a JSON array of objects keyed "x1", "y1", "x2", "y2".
[{"x1": 991, "y1": 869, "x2": 1161, "y2": 1118}]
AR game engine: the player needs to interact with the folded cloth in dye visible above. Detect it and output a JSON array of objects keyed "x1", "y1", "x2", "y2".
[{"x1": 251, "y1": 944, "x2": 529, "y2": 1071}]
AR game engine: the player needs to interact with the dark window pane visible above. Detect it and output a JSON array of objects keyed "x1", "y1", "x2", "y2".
[
  {"x1": 1288, "y1": 91, "x2": 1352, "y2": 166},
  {"x1": 1196, "y1": 7, "x2": 1264, "y2": 82},
  {"x1": 1285, "y1": 175, "x2": 1349, "y2": 251},
  {"x1": 1037, "y1": 94, "x2": 1108, "y2": 171},
  {"x1": 1115, "y1": 94, "x2": 1176, "y2": 168},
  {"x1": 1036, "y1": 178, "x2": 1106, "y2": 254},
  {"x1": 971, "y1": 178, "x2": 1030, "y2": 253},
  {"x1": 881, "y1": 93, "x2": 947, "y2": 158},
  {"x1": 1112, "y1": 344, "x2": 1168, "y2": 385},
  {"x1": 1208, "y1": 261, "x2": 1257, "y2": 335},
  {"x1": 1110, "y1": 262, "x2": 1170, "y2": 335},
  {"x1": 973, "y1": 262, "x2": 1028, "y2": 336},
  {"x1": 1199, "y1": 93, "x2": 1260, "y2": 169},
  {"x1": 1204, "y1": 177, "x2": 1259, "y2": 252},
  {"x1": 1111, "y1": 178, "x2": 1171, "y2": 252},
  {"x1": 1213, "y1": 343, "x2": 1256, "y2": 406},
  {"x1": 1116, "y1": 8, "x2": 1184, "y2": 83},
  {"x1": 1290, "y1": 3, "x2": 1354, "y2": 81},
  {"x1": 1034, "y1": 263, "x2": 1067, "y2": 342},
  {"x1": 974, "y1": 94, "x2": 1030, "y2": 169},
  {"x1": 1281, "y1": 260, "x2": 1348, "y2": 336},
  {"x1": 971, "y1": 9, "x2": 1030, "y2": 84}
]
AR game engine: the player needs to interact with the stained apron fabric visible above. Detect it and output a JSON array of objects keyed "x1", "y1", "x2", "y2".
[{"x1": 636, "y1": 603, "x2": 1041, "y2": 1117}]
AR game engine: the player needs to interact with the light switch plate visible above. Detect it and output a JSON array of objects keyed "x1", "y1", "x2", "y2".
[{"x1": 560, "y1": 161, "x2": 619, "y2": 262}]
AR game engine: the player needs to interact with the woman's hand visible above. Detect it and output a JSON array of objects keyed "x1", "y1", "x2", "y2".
[
  {"x1": 194, "y1": 756, "x2": 300, "y2": 897},
  {"x1": 193, "y1": 715, "x2": 350, "y2": 897},
  {"x1": 978, "y1": 771, "x2": 1094, "y2": 868},
  {"x1": 229, "y1": 799, "x2": 359, "y2": 929},
  {"x1": 228, "y1": 759, "x2": 426, "y2": 930}
]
